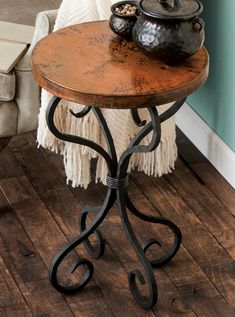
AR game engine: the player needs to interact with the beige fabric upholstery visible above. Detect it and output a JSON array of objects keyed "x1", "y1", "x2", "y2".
[
  {"x1": 17, "y1": 10, "x2": 58, "y2": 71},
  {"x1": 15, "y1": 67, "x2": 40, "y2": 134},
  {"x1": 0, "y1": 9, "x2": 58, "y2": 137},
  {"x1": 0, "y1": 71, "x2": 15, "y2": 101},
  {"x1": 0, "y1": 101, "x2": 18, "y2": 136}
]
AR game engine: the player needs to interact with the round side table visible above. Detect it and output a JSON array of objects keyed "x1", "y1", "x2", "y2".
[{"x1": 32, "y1": 21, "x2": 209, "y2": 310}]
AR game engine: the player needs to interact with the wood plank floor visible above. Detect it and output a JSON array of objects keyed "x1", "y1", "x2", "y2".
[{"x1": 0, "y1": 130, "x2": 234, "y2": 317}]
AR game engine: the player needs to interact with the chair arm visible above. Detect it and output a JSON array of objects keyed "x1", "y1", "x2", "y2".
[
  {"x1": 14, "y1": 10, "x2": 58, "y2": 134},
  {"x1": 16, "y1": 9, "x2": 58, "y2": 71}
]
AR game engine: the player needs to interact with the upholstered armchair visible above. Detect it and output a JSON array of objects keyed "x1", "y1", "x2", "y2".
[{"x1": 0, "y1": 10, "x2": 58, "y2": 151}]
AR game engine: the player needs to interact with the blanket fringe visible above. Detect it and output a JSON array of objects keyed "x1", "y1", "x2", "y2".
[{"x1": 95, "y1": 133, "x2": 177, "y2": 186}]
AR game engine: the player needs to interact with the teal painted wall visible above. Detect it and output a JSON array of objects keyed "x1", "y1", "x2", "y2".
[{"x1": 188, "y1": 0, "x2": 235, "y2": 151}]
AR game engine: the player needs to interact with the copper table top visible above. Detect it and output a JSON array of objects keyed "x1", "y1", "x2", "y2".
[{"x1": 32, "y1": 20, "x2": 209, "y2": 108}]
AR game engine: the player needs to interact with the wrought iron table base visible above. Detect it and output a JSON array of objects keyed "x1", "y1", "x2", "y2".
[{"x1": 46, "y1": 97, "x2": 186, "y2": 310}]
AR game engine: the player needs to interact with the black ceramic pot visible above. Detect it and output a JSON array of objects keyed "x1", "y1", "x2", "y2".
[
  {"x1": 109, "y1": 1, "x2": 138, "y2": 40},
  {"x1": 132, "y1": 0, "x2": 205, "y2": 62}
]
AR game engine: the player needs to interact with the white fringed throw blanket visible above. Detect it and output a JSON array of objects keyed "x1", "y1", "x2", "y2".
[{"x1": 37, "y1": 0, "x2": 178, "y2": 188}]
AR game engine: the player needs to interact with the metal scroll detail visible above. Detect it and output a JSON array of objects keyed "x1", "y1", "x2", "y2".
[
  {"x1": 126, "y1": 195, "x2": 182, "y2": 267},
  {"x1": 47, "y1": 97, "x2": 117, "y2": 294},
  {"x1": 46, "y1": 96, "x2": 117, "y2": 174},
  {"x1": 46, "y1": 96, "x2": 185, "y2": 309}
]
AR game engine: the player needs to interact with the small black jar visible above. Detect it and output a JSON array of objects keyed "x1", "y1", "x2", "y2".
[
  {"x1": 132, "y1": 0, "x2": 205, "y2": 62},
  {"x1": 109, "y1": 1, "x2": 138, "y2": 40}
]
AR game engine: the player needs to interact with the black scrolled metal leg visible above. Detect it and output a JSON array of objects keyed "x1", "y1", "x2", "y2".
[
  {"x1": 125, "y1": 194, "x2": 182, "y2": 268},
  {"x1": 111, "y1": 107, "x2": 161, "y2": 309},
  {"x1": 47, "y1": 96, "x2": 117, "y2": 294},
  {"x1": 49, "y1": 187, "x2": 116, "y2": 294},
  {"x1": 46, "y1": 95, "x2": 184, "y2": 308},
  {"x1": 118, "y1": 189, "x2": 158, "y2": 310},
  {"x1": 79, "y1": 207, "x2": 106, "y2": 259},
  {"x1": 77, "y1": 107, "x2": 119, "y2": 260},
  {"x1": 114, "y1": 104, "x2": 183, "y2": 309}
]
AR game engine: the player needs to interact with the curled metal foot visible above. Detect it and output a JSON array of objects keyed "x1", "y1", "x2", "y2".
[
  {"x1": 79, "y1": 207, "x2": 106, "y2": 259},
  {"x1": 49, "y1": 236, "x2": 94, "y2": 294},
  {"x1": 118, "y1": 191, "x2": 158, "y2": 310},
  {"x1": 49, "y1": 188, "x2": 116, "y2": 294},
  {"x1": 126, "y1": 195, "x2": 182, "y2": 268}
]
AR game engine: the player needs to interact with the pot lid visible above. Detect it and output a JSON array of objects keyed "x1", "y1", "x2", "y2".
[{"x1": 139, "y1": 0, "x2": 203, "y2": 20}]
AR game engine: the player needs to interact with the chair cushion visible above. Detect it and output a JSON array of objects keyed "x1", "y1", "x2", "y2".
[
  {"x1": 0, "y1": 100, "x2": 18, "y2": 136},
  {"x1": 0, "y1": 71, "x2": 15, "y2": 101}
]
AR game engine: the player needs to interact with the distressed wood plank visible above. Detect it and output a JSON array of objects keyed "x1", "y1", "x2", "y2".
[
  {"x1": 0, "y1": 138, "x2": 11, "y2": 153},
  {"x1": 188, "y1": 162, "x2": 235, "y2": 218},
  {"x1": 192, "y1": 297, "x2": 235, "y2": 317},
  {"x1": 0, "y1": 148, "x2": 23, "y2": 180},
  {"x1": 0, "y1": 189, "x2": 74, "y2": 317},
  {"x1": 0, "y1": 175, "x2": 104, "y2": 302},
  {"x1": 164, "y1": 158, "x2": 235, "y2": 261},
  {"x1": 0, "y1": 255, "x2": 32, "y2": 316},
  {"x1": 131, "y1": 171, "x2": 235, "y2": 308},
  {"x1": 177, "y1": 128, "x2": 235, "y2": 217}
]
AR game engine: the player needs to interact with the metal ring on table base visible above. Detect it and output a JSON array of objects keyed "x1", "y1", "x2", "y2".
[{"x1": 46, "y1": 96, "x2": 185, "y2": 309}]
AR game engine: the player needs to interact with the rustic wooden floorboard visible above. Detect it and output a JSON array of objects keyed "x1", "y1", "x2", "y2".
[
  {"x1": 0, "y1": 131, "x2": 234, "y2": 316},
  {"x1": 176, "y1": 128, "x2": 235, "y2": 218},
  {"x1": 164, "y1": 159, "x2": 235, "y2": 261},
  {"x1": 0, "y1": 188, "x2": 74, "y2": 316},
  {"x1": 0, "y1": 254, "x2": 32, "y2": 317},
  {"x1": 131, "y1": 173, "x2": 235, "y2": 308}
]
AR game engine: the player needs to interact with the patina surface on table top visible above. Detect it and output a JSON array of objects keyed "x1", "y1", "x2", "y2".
[{"x1": 32, "y1": 20, "x2": 209, "y2": 108}]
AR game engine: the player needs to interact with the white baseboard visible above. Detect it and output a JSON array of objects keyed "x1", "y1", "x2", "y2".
[{"x1": 176, "y1": 103, "x2": 235, "y2": 189}]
